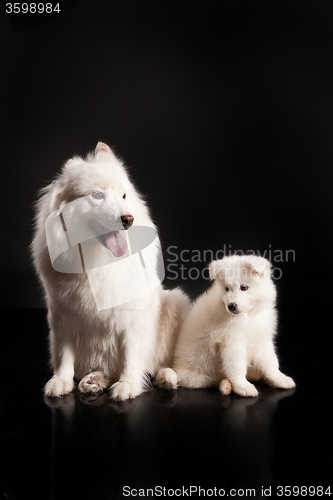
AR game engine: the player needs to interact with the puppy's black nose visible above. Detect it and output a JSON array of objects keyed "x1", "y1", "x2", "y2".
[
  {"x1": 121, "y1": 214, "x2": 134, "y2": 228},
  {"x1": 228, "y1": 303, "x2": 237, "y2": 313}
]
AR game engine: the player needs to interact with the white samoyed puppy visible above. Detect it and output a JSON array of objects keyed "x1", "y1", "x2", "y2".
[
  {"x1": 156, "y1": 255, "x2": 295, "y2": 397},
  {"x1": 32, "y1": 142, "x2": 190, "y2": 401}
]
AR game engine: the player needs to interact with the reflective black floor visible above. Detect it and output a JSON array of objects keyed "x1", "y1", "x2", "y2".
[{"x1": 1, "y1": 308, "x2": 332, "y2": 499}]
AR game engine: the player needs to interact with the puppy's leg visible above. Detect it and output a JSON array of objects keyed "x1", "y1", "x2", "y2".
[
  {"x1": 44, "y1": 312, "x2": 75, "y2": 398},
  {"x1": 226, "y1": 378, "x2": 258, "y2": 397},
  {"x1": 221, "y1": 345, "x2": 258, "y2": 397},
  {"x1": 155, "y1": 368, "x2": 178, "y2": 389},
  {"x1": 78, "y1": 371, "x2": 113, "y2": 393},
  {"x1": 253, "y1": 342, "x2": 295, "y2": 390}
]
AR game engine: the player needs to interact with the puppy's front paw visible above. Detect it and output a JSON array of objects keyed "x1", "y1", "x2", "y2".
[
  {"x1": 44, "y1": 377, "x2": 74, "y2": 398},
  {"x1": 78, "y1": 371, "x2": 111, "y2": 394},
  {"x1": 232, "y1": 380, "x2": 258, "y2": 398},
  {"x1": 219, "y1": 378, "x2": 232, "y2": 395},
  {"x1": 155, "y1": 368, "x2": 178, "y2": 389},
  {"x1": 270, "y1": 373, "x2": 296, "y2": 390},
  {"x1": 109, "y1": 381, "x2": 144, "y2": 401}
]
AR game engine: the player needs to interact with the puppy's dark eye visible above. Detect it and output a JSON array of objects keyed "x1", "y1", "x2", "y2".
[
  {"x1": 225, "y1": 287, "x2": 229, "y2": 292},
  {"x1": 92, "y1": 192, "x2": 104, "y2": 200},
  {"x1": 123, "y1": 193, "x2": 126, "y2": 199},
  {"x1": 240, "y1": 285, "x2": 249, "y2": 291}
]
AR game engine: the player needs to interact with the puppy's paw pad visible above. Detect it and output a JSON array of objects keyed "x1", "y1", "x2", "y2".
[
  {"x1": 78, "y1": 372, "x2": 109, "y2": 394},
  {"x1": 155, "y1": 368, "x2": 178, "y2": 389},
  {"x1": 233, "y1": 381, "x2": 258, "y2": 398},
  {"x1": 109, "y1": 381, "x2": 143, "y2": 401},
  {"x1": 44, "y1": 377, "x2": 74, "y2": 398},
  {"x1": 219, "y1": 378, "x2": 232, "y2": 395}
]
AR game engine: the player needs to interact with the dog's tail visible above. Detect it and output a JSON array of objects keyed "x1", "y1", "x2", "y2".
[{"x1": 153, "y1": 287, "x2": 191, "y2": 375}]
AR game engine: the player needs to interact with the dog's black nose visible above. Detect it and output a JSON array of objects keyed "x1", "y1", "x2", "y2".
[
  {"x1": 121, "y1": 214, "x2": 134, "y2": 228},
  {"x1": 228, "y1": 303, "x2": 237, "y2": 313}
]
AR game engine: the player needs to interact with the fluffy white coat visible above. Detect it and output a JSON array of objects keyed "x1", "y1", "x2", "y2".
[
  {"x1": 32, "y1": 142, "x2": 190, "y2": 401},
  {"x1": 156, "y1": 255, "x2": 295, "y2": 397}
]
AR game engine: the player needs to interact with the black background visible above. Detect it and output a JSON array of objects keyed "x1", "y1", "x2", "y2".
[
  {"x1": 2, "y1": 0, "x2": 333, "y2": 307},
  {"x1": 1, "y1": 2, "x2": 333, "y2": 499}
]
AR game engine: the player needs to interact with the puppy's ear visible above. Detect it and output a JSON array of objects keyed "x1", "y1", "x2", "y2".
[
  {"x1": 246, "y1": 256, "x2": 270, "y2": 278},
  {"x1": 95, "y1": 142, "x2": 116, "y2": 159},
  {"x1": 209, "y1": 260, "x2": 224, "y2": 281}
]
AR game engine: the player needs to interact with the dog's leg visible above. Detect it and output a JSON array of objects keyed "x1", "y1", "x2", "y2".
[
  {"x1": 109, "y1": 312, "x2": 154, "y2": 401},
  {"x1": 221, "y1": 344, "x2": 258, "y2": 397},
  {"x1": 175, "y1": 368, "x2": 216, "y2": 388},
  {"x1": 253, "y1": 342, "x2": 296, "y2": 390},
  {"x1": 156, "y1": 365, "x2": 216, "y2": 389},
  {"x1": 44, "y1": 343, "x2": 75, "y2": 397},
  {"x1": 44, "y1": 312, "x2": 75, "y2": 398},
  {"x1": 78, "y1": 371, "x2": 113, "y2": 393},
  {"x1": 155, "y1": 368, "x2": 178, "y2": 389}
]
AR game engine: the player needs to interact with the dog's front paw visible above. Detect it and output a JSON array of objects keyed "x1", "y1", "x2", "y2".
[
  {"x1": 232, "y1": 380, "x2": 258, "y2": 398},
  {"x1": 109, "y1": 381, "x2": 144, "y2": 401},
  {"x1": 270, "y1": 373, "x2": 296, "y2": 390},
  {"x1": 78, "y1": 371, "x2": 111, "y2": 394},
  {"x1": 155, "y1": 368, "x2": 178, "y2": 389},
  {"x1": 44, "y1": 377, "x2": 74, "y2": 398}
]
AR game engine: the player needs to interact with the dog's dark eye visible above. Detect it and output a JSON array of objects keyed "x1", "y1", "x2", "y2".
[
  {"x1": 123, "y1": 193, "x2": 126, "y2": 199},
  {"x1": 240, "y1": 285, "x2": 249, "y2": 291},
  {"x1": 225, "y1": 287, "x2": 229, "y2": 292},
  {"x1": 92, "y1": 192, "x2": 104, "y2": 200}
]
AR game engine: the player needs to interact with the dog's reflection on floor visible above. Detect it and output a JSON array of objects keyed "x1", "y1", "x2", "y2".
[{"x1": 45, "y1": 385, "x2": 295, "y2": 500}]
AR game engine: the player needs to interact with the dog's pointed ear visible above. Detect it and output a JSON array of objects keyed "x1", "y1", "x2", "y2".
[
  {"x1": 209, "y1": 260, "x2": 224, "y2": 281},
  {"x1": 246, "y1": 256, "x2": 270, "y2": 278},
  {"x1": 95, "y1": 142, "x2": 116, "y2": 159}
]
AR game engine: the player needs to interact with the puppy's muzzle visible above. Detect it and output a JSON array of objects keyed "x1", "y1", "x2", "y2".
[
  {"x1": 121, "y1": 214, "x2": 134, "y2": 229},
  {"x1": 228, "y1": 303, "x2": 237, "y2": 314}
]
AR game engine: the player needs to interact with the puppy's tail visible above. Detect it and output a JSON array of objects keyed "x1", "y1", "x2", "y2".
[{"x1": 154, "y1": 287, "x2": 191, "y2": 374}]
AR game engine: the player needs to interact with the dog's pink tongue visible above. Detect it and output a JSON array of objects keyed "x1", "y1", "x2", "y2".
[{"x1": 105, "y1": 231, "x2": 127, "y2": 257}]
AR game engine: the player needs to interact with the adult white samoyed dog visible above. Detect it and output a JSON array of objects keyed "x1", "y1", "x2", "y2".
[
  {"x1": 156, "y1": 255, "x2": 295, "y2": 397},
  {"x1": 32, "y1": 142, "x2": 189, "y2": 401}
]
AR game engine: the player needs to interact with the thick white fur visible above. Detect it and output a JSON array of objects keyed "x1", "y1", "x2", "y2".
[
  {"x1": 157, "y1": 255, "x2": 295, "y2": 397},
  {"x1": 32, "y1": 142, "x2": 190, "y2": 400}
]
